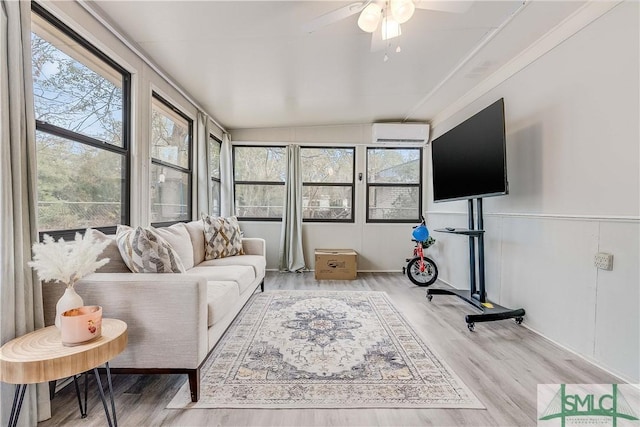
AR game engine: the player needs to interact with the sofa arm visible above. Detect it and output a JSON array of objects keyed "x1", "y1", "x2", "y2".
[
  {"x1": 242, "y1": 237, "x2": 266, "y2": 257},
  {"x1": 51, "y1": 273, "x2": 209, "y2": 370}
]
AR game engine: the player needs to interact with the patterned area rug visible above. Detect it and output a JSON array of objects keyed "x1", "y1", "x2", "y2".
[{"x1": 167, "y1": 290, "x2": 484, "y2": 409}]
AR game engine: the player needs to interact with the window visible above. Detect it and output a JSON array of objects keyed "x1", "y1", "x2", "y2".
[
  {"x1": 367, "y1": 148, "x2": 422, "y2": 222},
  {"x1": 233, "y1": 146, "x2": 286, "y2": 220},
  {"x1": 150, "y1": 93, "x2": 192, "y2": 225},
  {"x1": 301, "y1": 147, "x2": 355, "y2": 222},
  {"x1": 31, "y1": 5, "x2": 130, "y2": 239},
  {"x1": 209, "y1": 134, "x2": 221, "y2": 217}
]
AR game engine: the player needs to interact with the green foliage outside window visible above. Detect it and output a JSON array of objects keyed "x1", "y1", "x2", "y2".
[
  {"x1": 367, "y1": 148, "x2": 422, "y2": 221},
  {"x1": 233, "y1": 146, "x2": 286, "y2": 219},
  {"x1": 31, "y1": 10, "x2": 129, "y2": 233},
  {"x1": 301, "y1": 148, "x2": 354, "y2": 221}
]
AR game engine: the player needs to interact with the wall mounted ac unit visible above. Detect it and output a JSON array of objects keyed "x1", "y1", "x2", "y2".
[{"x1": 371, "y1": 123, "x2": 430, "y2": 146}]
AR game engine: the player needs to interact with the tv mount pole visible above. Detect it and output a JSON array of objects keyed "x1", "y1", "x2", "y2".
[{"x1": 426, "y1": 198, "x2": 525, "y2": 331}]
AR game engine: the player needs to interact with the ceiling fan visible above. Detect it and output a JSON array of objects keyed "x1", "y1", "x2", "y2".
[{"x1": 302, "y1": 0, "x2": 474, "y2": 56}]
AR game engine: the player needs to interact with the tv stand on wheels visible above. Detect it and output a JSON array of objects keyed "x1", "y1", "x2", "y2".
[{"x1": 426, "y1": 198, "x2": 525, "y2": 331}]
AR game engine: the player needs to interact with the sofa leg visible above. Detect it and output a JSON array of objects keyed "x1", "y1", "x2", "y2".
[
  {"x1": 188, "y1": 369, "x2": 200, "y2": 402},
  {"x1": 261, "y1": 280, "x2": 264, "y2": 292},
  {"x1": 49, "y1": 380, "x2": 56, "y2": 400}
]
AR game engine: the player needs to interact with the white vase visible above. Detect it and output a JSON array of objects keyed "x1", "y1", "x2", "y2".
[{"x1": 55, "y1": 287, "x2": 84, "y2": 329}]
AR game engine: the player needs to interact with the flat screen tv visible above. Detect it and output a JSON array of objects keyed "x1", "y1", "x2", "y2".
[{"x1": 431, "y1": 98, "x2": 508, "y2": 202}]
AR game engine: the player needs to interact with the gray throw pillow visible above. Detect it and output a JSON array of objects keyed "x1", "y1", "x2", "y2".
[
  {"x1": 91, "y1": 229, "x2": 130, "y2": 273},
  {"x1": 116, "y1": 225, "x2": 186, "y2": 273}
]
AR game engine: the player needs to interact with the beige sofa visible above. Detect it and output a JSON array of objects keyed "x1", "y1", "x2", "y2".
[{"x1": 42, "y1": 219, "x2": 266, "y2": 402}]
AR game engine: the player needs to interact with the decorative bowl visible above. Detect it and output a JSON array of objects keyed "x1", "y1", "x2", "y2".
[{"x1": 60, "y1": 305, "x2": 102, "y2": 346}]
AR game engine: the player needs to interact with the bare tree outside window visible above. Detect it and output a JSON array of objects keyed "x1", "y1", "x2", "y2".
[
  {"x1": 209, "y1": 135, "x2": 221, "y2": 216},
  {"x1": 367, "y1": 148, "x2": 422, "y2": 222},
  {"x1": 150, "y1": 94, "x2": 192, "y2": 224},
  {"x1": 31, "y1": 7, "x2": 130, "y2": 237},
  {"x1": 301, "y1": 147, "x2": 354, "y2": 221},
  {"x1": 233, "y1": 146, "x2": 286, "y2": 219}
]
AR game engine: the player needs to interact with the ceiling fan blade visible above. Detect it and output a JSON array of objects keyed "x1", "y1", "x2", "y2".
[
  {"x1": 414, "y1": 0, "x2": 474, "y2": 14},
  {"x1": 301, "y1": 2, "x2": 369, "y2": 33}
]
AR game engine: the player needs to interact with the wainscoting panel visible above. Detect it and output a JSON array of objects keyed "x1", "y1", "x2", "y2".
[
  {"x1": 427, "y1": 211, "x2": 639, "y2": 383},
  {"x1": 498, "y1": 216, "x2": 599, "y2": 358},
  {"x1": 593, "y1": 220, "x2": 640, "y2": 382}
]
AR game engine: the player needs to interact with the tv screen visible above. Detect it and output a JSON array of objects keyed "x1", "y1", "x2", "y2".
[{"x1": 431, "y1": 98, "x2": 508, "y2": 202}]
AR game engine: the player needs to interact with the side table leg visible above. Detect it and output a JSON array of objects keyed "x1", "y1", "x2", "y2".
[
  {"x1": 8, "y1": 384, "x2": 27, "y2": 427},
  {"x1": 73, "y1": 373, "x2": 89, "y2": 418},
  {"x1": 105, "y1": 362, "x2": 117, "y2": 427},
  {"x1": 93, "y1": 363, "x2": 117, "y2": 427}
]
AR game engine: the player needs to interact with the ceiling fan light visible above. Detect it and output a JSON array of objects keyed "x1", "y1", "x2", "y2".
[
  {"x1": 381, "y1": 16, "x2": 401, "y2": 41},
  {"x1": 390, "y1": 0, "x2": 415, "y2": 24},
  {"x1": 357, "y1": 3, "x2": 382, "y2": 33}
]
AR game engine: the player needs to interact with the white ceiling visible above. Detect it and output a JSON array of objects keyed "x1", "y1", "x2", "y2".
[{"x1": 88, "y1": 1, "x2": 586, "y2": 130}]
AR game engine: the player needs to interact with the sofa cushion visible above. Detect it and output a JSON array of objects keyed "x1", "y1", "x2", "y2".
[
  {"x1": 184, "y1": 220, "x2": 206, "y2": 266},
  {"x1": 186, "y1": 265, "x2": 255, "y2": 294},
  {"x1": 202, "y1": 215, "x2": 244, "y2": 260},
  {"x1": 198, "y1": 255, "x2": 265, "y2": 284},
  {"x1": 152, "y1": 223, "x2": 195, "y2": 270},
  {"x1": 206, "y1": 281, "x2": 240, "y2": 327},
  {"x1": 116, "y1": 225, "x2": 186, "y2": 273},
  {"x1": 91, "y1": 230, "x2": 130, "y2": 273}
]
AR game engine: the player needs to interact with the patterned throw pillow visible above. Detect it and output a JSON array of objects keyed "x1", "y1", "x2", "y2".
[
  {"x1": 116, "y1": 225, "x2": 186, "y2": 273},
  {"x1": 203, "y1": 215, "x2": 244, "y2": 260}
]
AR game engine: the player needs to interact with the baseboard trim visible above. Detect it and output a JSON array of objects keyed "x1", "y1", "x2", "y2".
[
  {"x1": 417, "y1": 274, "x2": 637, "y2": 384},
  {"x1": 521, "y1": 323, "x2": 635, "y2": 385}
]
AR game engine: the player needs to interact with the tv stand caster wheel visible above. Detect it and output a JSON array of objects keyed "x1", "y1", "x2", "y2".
[
  {"x1": 467, "y1": 322, "x2": 475, "y2": 332},
  {"x1": 515, "y1": 317, "x2": 524, "y2": 325},
  {"x1": 427, "y1": 294, "x2": 433, "y2": 302}
]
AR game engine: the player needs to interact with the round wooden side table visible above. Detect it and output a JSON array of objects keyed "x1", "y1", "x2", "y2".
[{"x1": 0, "y1": 318, "x2": 127, "y2": 427}]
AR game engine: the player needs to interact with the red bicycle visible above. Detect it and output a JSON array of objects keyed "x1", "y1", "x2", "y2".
[{"x1": 403, "y1": 216, "x2": 438, "y2": 286}]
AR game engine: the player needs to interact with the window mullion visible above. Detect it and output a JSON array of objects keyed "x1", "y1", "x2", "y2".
[
  {"x1": 151, "y1": 158, "x2": 192, "y2": 175},
  {"x1": 36, "y1": 122, "x2": 127, "y2": 156}
]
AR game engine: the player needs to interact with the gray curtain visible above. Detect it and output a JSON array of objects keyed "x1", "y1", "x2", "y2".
[
  {"x1": 0, "y1": 0, "x2": 51, "y2": 424},
  {"x1": 196, "y1": 111, "x2": 211, "y2": 216},
  {"x1": 279, "y1": 144, "x2": 306, "y2": 272},
  {"x1": 220, "y1": 133, "x2": 234, "y2": 217}
]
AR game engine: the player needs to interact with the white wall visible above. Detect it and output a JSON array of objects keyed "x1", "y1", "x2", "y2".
[
  {"x1": 232, "y1": 124, "x2": 421, "y2": 273},
  {"x1": 426, "y1": 1, "x2": 639, "y2": 383}
]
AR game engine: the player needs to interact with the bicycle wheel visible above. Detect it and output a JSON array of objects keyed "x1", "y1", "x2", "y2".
[{"x1": 406, "y1": 257, "x2": 438, "y2": 287}]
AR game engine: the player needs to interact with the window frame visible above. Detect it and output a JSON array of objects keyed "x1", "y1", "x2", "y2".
[
  {"x1": 150, "y1": 92, "x2": 193, "y2": 227},
  {"x1": 209, "y1": 133, "x2": 222, "y2": 217},
  {"x1": 365, "y1": 147, "x2": 423, "y2": 223},
  {"x1": 31, "y1": 3, "x2": 131, "y2": 241},
  {"x1": 301, "y1": 146, "x2": 356, "y2": 223},
  {"x1": 232, "y1": 144, "x2": 286, "y2": 222}
]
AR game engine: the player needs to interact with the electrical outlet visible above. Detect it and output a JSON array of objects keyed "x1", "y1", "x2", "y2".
[{"x1": 594, "y1": 252, "x2": 613, "y2": 270}]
